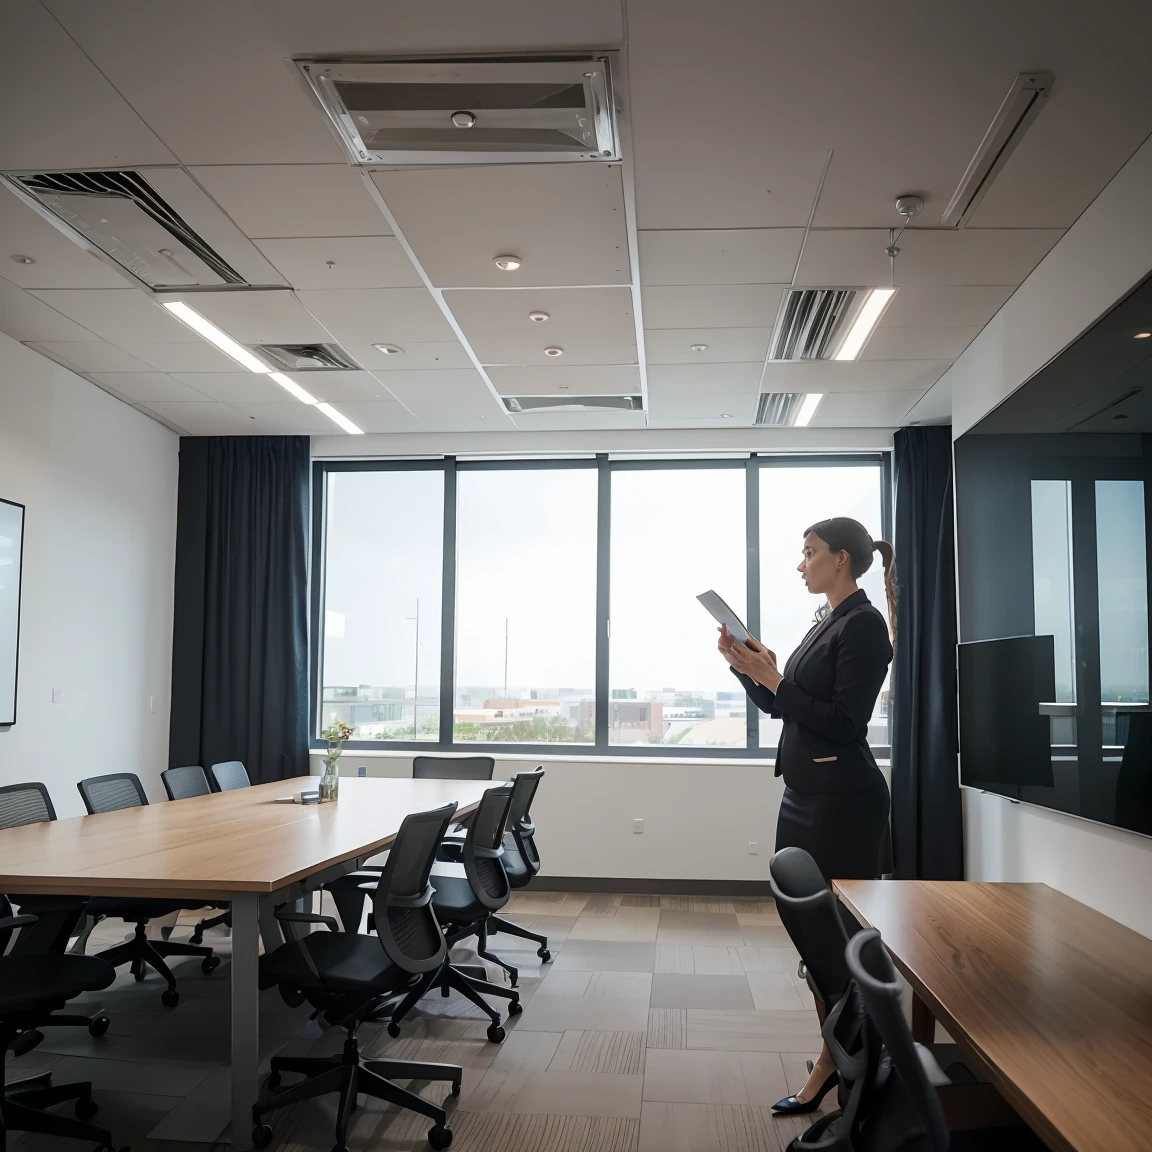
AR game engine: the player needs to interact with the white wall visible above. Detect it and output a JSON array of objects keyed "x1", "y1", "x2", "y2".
[
  {"x1": 944, "y1": 135, "x2": 1152, "y2": 937},
  {"x1": 0, "y1": 333, "x2": 178, "y2": 815}
]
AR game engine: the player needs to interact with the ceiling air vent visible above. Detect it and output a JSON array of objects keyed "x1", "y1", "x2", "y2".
[
  {"x1": 504, "y1": 395, "x2": 642, "y2": 414},
  {"x1": 252, "y1": 343, "x2": 359, "y2": 371},
  {"x1": 297, "y1": 56, "x2": 619, "y2": 166},
  {"x1": 4, "y1": 171, "x2": 246, "y2": 289},
  {"x1": 768, "y1": 288, "x2": 876, "y2": 361},
  {"x1": 755, "y1": 393, "x2": 804, "y2": 426}
]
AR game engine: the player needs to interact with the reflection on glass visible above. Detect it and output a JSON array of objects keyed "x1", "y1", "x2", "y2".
[
  {"x1": 609, "y1": 468, "x2": 746, "y2": 747},
  {"x1": 758, "y1": 466, "x2": 886, "y2": 748},
  {"x1": 1096, "y1": 481, "x2": 1149, "y2": 748},
  {"x1": 320, "y1": 470, "x2": 444, "y2": 741},
  {"x1": 1030, "y1": 480, "x2": 1077, "y2": 712},
  {"x1": 454, "y1": 468, "x2": 598, "y2": 744}
]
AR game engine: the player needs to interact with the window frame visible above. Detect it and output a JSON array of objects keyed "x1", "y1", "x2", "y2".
[{"x1": 311, "y1": 452, "x2": 893, "y2": 758}]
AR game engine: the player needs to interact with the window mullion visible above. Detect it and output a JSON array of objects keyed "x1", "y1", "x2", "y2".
[
  {"x1": 439, "y1": 457, "x2": 457, "y2": 750},
  {"x1": 745, "y1": 455, "x2": 760, "y2": 750},
  {"x1": 595, "y1": 454, "x2": 611, "y2": 751}
]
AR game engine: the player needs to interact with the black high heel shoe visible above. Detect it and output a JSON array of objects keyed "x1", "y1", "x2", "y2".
[{"x1": 771, "y1": 1066, "x2": 839, "y2": 1114}]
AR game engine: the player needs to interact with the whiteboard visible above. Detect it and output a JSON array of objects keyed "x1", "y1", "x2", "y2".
[{"x1": 0, "y1": 498, "x2": 24, "y2": 726}]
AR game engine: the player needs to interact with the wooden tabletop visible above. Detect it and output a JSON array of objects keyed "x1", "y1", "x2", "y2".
[
  {"x1": 834, "y1": 880, "x2": 1152, "y2": 1152},
  {"x1": 0, "y1": 776, "x2": 491, "y2": 901}
]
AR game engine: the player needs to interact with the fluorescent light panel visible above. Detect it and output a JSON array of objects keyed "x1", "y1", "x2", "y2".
[
  {"x1": 794, "y1": 393, "x2": 823, "y2": 427},
  {"x1": 161, "y1": 301, "x2": 270, "y2": 373},
  {"x1": 834, "y1": 288, "x2": 895, "y2": 361},
  {"x1": 268, "y1": 372, "x2": 317, "y2": 405},
  {"x1": 315, "y1": 402, "x2": 363, "y2": 435}
]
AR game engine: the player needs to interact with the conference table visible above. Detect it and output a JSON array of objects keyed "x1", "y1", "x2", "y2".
[
  {"x1": 834, "y1": 879, "x2": 1152, "y2": 1152},
  {"x1": 0, "y1": 775, "x2": 491, "y2": 1148}
]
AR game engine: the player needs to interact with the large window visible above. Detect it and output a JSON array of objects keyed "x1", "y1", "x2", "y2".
[{"x1": 314, "y1": 455, "x2": 891, "y2": 757}]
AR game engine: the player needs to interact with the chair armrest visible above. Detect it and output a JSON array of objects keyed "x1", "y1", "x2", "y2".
[
  {"x1": 275, "y1": 909, "x2": 340, "y2": 933},
  {"x1": 0, "y1": 913, "x2": 39, "y2": 932}
]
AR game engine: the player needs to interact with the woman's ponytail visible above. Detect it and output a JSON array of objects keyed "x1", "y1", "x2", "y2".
[{"x1": 872, "y1": 539, "x2": 897, "y2": 640}]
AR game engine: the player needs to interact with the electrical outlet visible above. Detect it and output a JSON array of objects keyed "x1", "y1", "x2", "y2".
[
  {"x1": 632, "y1": 818, "x2": 644, "y2": 834},
  {"x1": 748, "y1": 841, "x2": 759, "y2": 854},
  {"x1": 149, "y1": 694, "x2": 156, "y2": 714},
  {"x1": 357, "y1": 765, "x2": 367, "y2": 778},
  {"x1": 51, "y1": 687, "x2": 62, "y2": 704}
]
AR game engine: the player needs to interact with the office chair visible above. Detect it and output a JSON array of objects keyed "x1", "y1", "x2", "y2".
[
  {"x1": 161, "y1": 764, "x2": 212, "y2": 800},
  {"x1": 0, "y1": 899, "x2": 127, "y2": 1151},
  {"x1": 383, "y1": 783, "x2": 522, "y2": 1040},
  {"x1": 412, "y1": 755, "x2": 494, "y2": 780},
  {"x1": 252, "y1": 803, "x2": 464, "y2": 1152},
  {"x1": 209, "y1": 760, "x2": 250, "y2": 791},
  {"x1": 76, "y1": 773, "x2": 221, "y2": 1006},
  {"x1": 159, "y1": 766, "x2": 232, "y2": 945},
  {"x1": 0, "y1": 783, "x2": 110, "y2": 1040}
]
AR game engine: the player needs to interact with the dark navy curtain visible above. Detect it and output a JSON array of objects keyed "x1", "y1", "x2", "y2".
[
  {"x1": 891, "y1": 427, "x2": 963, "y2": 879},
  {"x1": 169, "y1": 436, "x2": 309, "y2": 784}
]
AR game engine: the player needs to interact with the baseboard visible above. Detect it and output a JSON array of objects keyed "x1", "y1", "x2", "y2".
[{"x1": 532, "y1": 876, "x2": 774, "y2": 896}]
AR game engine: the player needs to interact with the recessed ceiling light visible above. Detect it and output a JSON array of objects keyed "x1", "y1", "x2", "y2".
[
  {"x1": 161, "y1": 301, "x2": 270, "y2": 373},
  {"x1": 1134, "y1": 332, "x2": 1151, "y2": 339},
  {"x1": 720, "y1": 413, "x2": 732, "y2": 418},
  {"x1": 315, "y1": 402, "x2": 363, "y2": 434},
  {"x1": 794, "y1": 393, "x2": 824, "y2": 427},
  {"x1": 494, "y1": 255, "x2": 522, "y2": 271},
  {"x1": 544, "y1": 347, "x2": 564, "y2": 357},
  {"x1": 373, "y1": 343, "x2": 405, "y2": 355},
  {"x1": 10, "y1": 255, "x2": 34, "y2": 265},
  {"x1": 451, "y1": 110, "x2": 477, "y2": 129},
  {"x1": 833, "y1": 289, "x2": 896, "y2": 361},
  {"x1": 268, "y1": 372, "x2": 318, "y2": 405},
  {"x1": 690, "y1": 343, "x2": 709, "y2": 352},
  {"x1": 529, "y1": 311, "x2": 550, "y2": 323}
]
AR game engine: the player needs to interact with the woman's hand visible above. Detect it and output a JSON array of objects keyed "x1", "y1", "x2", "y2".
[{"x1": 717, "y1": 628, "x2": 783, "y2": 692}]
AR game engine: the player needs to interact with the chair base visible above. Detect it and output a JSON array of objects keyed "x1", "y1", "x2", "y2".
[
  {"x1": 94, "y1": 920, "x2": 219, "y2": 1005},
  {"x1": 190, "y1": 907, "x2": 231, "y2": 946},
  {"x1": 254, "y1": 1031, "x2": 458, "y2": 1150},
  {"x1": 3, "y1": 1062, "x2": 115, "y2": 1149},
  {"x1": 379, "y1": 959, "x2": 520, "y2": 1041}
]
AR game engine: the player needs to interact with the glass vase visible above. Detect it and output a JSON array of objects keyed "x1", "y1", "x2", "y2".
[{"x1": 319, "y1": 758, "x2": 340, "y2": 802}]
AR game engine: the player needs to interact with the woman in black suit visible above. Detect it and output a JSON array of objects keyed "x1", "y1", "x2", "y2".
[{"x1": 718, "y1": 516, "x2": 895, "y2": 1112}]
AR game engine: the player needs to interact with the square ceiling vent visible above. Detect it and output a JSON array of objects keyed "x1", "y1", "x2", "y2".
[
  {"x1": 297, "y1": 56, "x2": 619, "y2": 166},
  {"x1": 504, "y1": 394, "x2": 641, "y2": 414},
  {"x1": 252, "y1": 343, "x2": 359, "y2": 371},
  {"x1": 768, "y1": 288, "x2": 894, "y2": 361}
]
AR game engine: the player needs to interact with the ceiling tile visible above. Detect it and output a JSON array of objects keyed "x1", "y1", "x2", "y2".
[
  {"x1": 0, "y1": 279, "x2": 97, "y2": 341},
  {"x1": 638, "y1": 230, "x2": 803, "y2": 285},
  {"x1": 646, "y1": 362, "x2": 762, "y2": 420},
  {"x1": 357, "y1": 341, "x2": 473, "y2": 372},
  {"x1": 28, "y1": 340, "x2": 162, "y2": 373},
  {"x1": 295, "y1": 288, "x2": 455, "y2": 346},
  {"x1": 252, "y1": 237, "x2": 421, "y2": 290},
  {"x1": 903, "y1": 381, "x2": 953, "y2": 425},
  {"x1": 509, "y1": 410, "x2": 648, "y2": 431},
  {"x1": 181, "y1": 368, "x2": 391, "y2": 404},
  {"x1": 372, "y1": 367, "x2": 503, "y2": 421},
  {"x1": 0, "y1": 0, "x2": 175, "y2": 170},
  {"x1": 136, "y1": 401, "x2": 259, "y2": 435},
  {"x1": 795, "y1": 228, "x2": 1065, "y2": 287},
  {"x1": 640, "y1": 284, "x2": 786, "y2": 329},
  {"x1": 28, "y1": 290, "x2": 196, "y2": 343},
  {"x1": 810, "y1": 390, "x2": 922, "y2": 423},
  {"x1": 224, "y1": 400, "x2": 338, "y2": 433},
  {"x1": 879, "y1": 285, "x2": 1014, "y2": 328},
  {"x1": 317, "y1": 401, "x2": 423, "y2": 435},
  {"x1": 486, "y1": 364, "x2": 641, "y2": 397},
  {"x1": 190, "y1": 165, "x2": 391, "y2": 239},
  {"x1": 373, "y1": 165, "x2": 630, "y2": 288},
  {"x1": 645, "y1": 327, "x2": 770, "y2": 364},
  {"x1": 860, "y1": 326, "x2": 981, "y2": 361},
  {"x1": 647, "y1": 362, "x2": 764, "y2": 390},
  {"x1": 86, "y1": 371, "x2": 212, "y2": 402},
  {"x1": 123, "y1": 341, "x2": 241, "y2": 372},
  {"x1": 160, "y1": 290, "x2": 330, "y2": 345},
  {"x1": 760, "y1": 360, "x2": 950, "y2": 394},
  {"x1": 444, "y1": 287, "x2": 636, "y2": 366}
]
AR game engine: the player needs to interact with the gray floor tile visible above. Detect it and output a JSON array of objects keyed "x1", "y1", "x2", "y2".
[
  {"x1": 656, "y1": 911, "x2": 745, "y2": 946},
  {"x1": 639, "y1": 1100, "x2": 792, "y2": 1152},
  {"x1": 45, "y1": 1052, "x2": 218, "y2": 1097},
  {"x1": 686, "y1": 1009, "x2": 822, "y2": 1052},
  {"x1": 551, "y1": 941, "x2": 657, "y2": 972},
  {"x1": 650, "y1": 974, "x2": 755, "y2": 1010},
  {"x1": 642, "y1": 1048, "x2": 789, "y2": 1105}
]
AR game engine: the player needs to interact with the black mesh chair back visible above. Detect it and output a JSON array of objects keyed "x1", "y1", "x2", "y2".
[
  {"x1": 209, "y1": 760, "x2": 250, "y2": 791},
  {"x1": 0, "y1": 782, "x2": 56, "y2": 828},
  {"x1": 370, "y1": 802, "x2": 457, "y2": 975},
  {"x1": 769, "y1": 846, "x2": 852, "y2": 1010},
  {"x1": 504, "y1": 767, "x2": 544, "y2": 881},
  {"x1": 846, "y1": 929, "x2": 950, "y2": 1152},
  {"x1": 161, "y1": 765, "x2": 211, "y2": 801},
  {"x1": 462, "y1": 784, "x2": 514, "y2": 911},
  {"x1": 77, "y1": 772, "x2": 148, "y2": 814},
  {"x1": 413, "y1": 755, "x2": 494, "y2": 780}
]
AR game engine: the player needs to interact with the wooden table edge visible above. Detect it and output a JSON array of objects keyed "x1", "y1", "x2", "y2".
[{"x1": 832, "y1": 880, "x2": 1076, "y2": 1152}]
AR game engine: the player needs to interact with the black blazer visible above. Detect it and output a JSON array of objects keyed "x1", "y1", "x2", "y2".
[{"x1": 733, "y1": 589, "x2": 892, "y2": 794}]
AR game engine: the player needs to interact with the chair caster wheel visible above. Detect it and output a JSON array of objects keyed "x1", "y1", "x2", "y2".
[
  {"x1": 201, "y1": 955, "x2": 221, "y2": 974},
  {"x1": 89, "y1": 1014, "x2": 110, "y2": 1037},
  {"x1": 11, "y1": 1029, "x2": 43, "y2": 1056},
  {"x1": 161, "y1": 988, "x2": 180, "y2": 1007},
  {"x1": 508, "y1": 1000, "x2": 523, "y2": 1015},
  {"x1": 428, "y1": 1123, "x2": 453, "y2": 1149},
  {"x1": 265, "y1": 1070, "x2": 282, "y2": 1091},
  {"x1": 387, "y1": 1021, "x2": 402, "y2": 1038},
  {"x1": 132, "y1": 969, "x2": 145, "y2": 983},
  {"x1": 76, "y1": 1096, "x2": 99, "y2": 1119},
  {"x1": 537, "y1": 949, "x2": 551, "y2": 962},
  {"x1": 486, "y1": 1024, "x2": 506, "y2": 1043},
  {"x1": 252, "y1": 1121, "x2": 274, "y2": 1147},
  {"x1": 189, "y1": 932, "x2": 204, "y2": 946}
]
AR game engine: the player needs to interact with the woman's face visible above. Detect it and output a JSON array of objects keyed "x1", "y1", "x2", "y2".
[{"x1": 797, "y1": 532, "x2": 846, "y2": 596}]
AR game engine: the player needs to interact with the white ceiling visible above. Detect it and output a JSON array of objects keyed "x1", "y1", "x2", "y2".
[{"x1": 0, "y1": 0, "x2": 1149, "y2": 439}]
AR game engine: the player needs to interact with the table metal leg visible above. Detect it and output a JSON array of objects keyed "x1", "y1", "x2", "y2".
[
  {"x1": 230, "y1": 892, "x2": 260, "y2": 1149},
  {"x1": 911, "y1": 989, "x2": 936, "y2": 1044}
]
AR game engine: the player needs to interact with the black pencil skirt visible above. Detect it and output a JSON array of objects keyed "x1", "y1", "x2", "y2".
[{"x1": 775, "y1": 774, "x2": 893, "y2": 882}]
